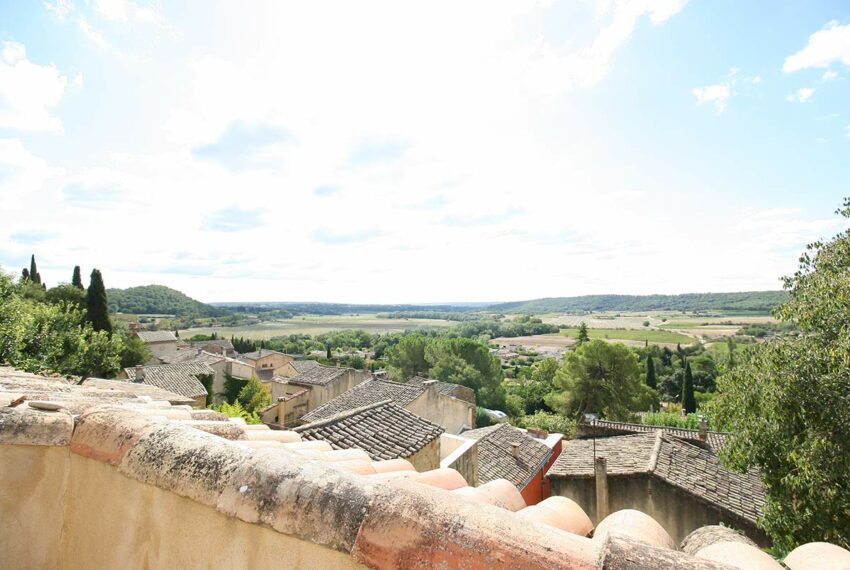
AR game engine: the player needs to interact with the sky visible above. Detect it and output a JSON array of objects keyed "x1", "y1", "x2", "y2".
[{"x1": 1, "y1": 0, "x2": 849, "y2": 304}]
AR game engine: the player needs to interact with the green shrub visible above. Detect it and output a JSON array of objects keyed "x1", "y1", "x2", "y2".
[{"x1": 515, "y1": 411, "x2": 576, "y2": 438}]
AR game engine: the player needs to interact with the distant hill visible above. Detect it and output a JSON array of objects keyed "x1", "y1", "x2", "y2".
[
  {"x1": 488, "y1": 291, "x2": 788, "y2": 314},
  {"x1": 211, "y1": 302, "x2": 479, "y2": 315},
  {"x1": 107, "y1": 285, "x2": 230, "y2": 317}
]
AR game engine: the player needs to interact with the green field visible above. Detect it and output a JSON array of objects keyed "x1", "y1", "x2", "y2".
[
  {"x1": 555, "y1": 327, "x2": 694, "y2": 344},
  {"x1": 179, "y1": 313, "x2": 455, "y2": 340}
]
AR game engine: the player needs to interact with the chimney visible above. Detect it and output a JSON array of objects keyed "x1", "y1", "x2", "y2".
[
  {"x1": 134, "y1": 366, "x2": 145, "y2": 381},
  {"x1": 698, "y1": 415, "x2": 707, "y2": 443},
  {"x1": 595, "y1": 457, "x2": 609, "y2": 521},
  {"x1": 511, "y1": 442, "x2": 520, "y2": 458}
]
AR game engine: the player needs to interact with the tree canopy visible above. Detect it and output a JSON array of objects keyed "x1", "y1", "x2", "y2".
[{"x1": 711, "y1": 199, "x2": 850, "y2": 550}]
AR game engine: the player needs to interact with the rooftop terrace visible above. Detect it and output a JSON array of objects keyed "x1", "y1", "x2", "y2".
[{"x1": 1, "y1": 366, "x2": 847, "y2": 569}]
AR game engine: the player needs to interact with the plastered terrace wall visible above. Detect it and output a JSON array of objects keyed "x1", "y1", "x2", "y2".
[
  {"x1": 0, "y1": 444, "x2": 363, "y2": 570},
  {"x1": 440, "y1": 433, "x2": 479, "y2": 486},
  {"x1": 406, "y1": 387, "x2": 475, "y2": 435}
]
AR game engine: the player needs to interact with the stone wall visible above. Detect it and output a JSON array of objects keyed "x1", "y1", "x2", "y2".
[
  {"x1": 549, "y1": 474, "x2": 768, "y2": 546},
  {"x1": 407, "y1": 437, "x2": 441, "y2": 472},
  {"x1": 407, "y1": 386, "x2": 475, "y2": 435}
]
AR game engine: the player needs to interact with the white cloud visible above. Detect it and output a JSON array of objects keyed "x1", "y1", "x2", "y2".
[
  {"x1": 783, "y1": 21, "x2": 850, "y2": 73},
  {"x1": 0, "y1": 41, "x2": 68, "y2": 132},
  {"x1": 786, "y1": 87, "x2": 815, "y2": 103},
  {"x1": 823, "y1": 70, "x2": 838, "y2": 80},
  {"x1": 44, "y1": 0, "x2": 73, "y2": 19},
  {"x1": 692, "y1": 83, "x2": 730, "y2": 112},
  {"x1": 13, "y1": 1, "x2": 836, "y2": 303},
  {"x1": 692, "y1": 68, "x2": 760, "y2": 114}
]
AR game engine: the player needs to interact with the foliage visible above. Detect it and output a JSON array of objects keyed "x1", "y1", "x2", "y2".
[
  {"x1": 378, "y1": 310, "x2": 485, "y2": 321},
  {"x1": 514, "y1": 411, "x2": 576, "y2": 438},
  {"x1": 118, "y1": 329, "x2": 150, "y2": 369},
  {"x1": 223, "y1": 373, "x2": 250, "y2": 404},
  {"x1": 710, "y1": 200, "x2": 850, "y2": 550},
  {"x1": 645, "y1": 356, "x2": 656, "y2": 389},
  {"x1": 682, "y1": 361, "x2": 696, "y2": 413},
  {"x1": 639, "y1": 411, "x2": 705, "y2": 430},
  {"x1": 211, "y1": 400, "x2": 261, "y2": 424},
  {"x1": 576, "y1": 322, "x2": 590, "y2": 345},
  {"x1": 0, "y1": 269, "x2": 126, "y2": 378},
  {"x1": 45, "y1": 284, "x2": 86, "y2": 307},
  {"x1": 475, "y1": 407, "x2": 494, "y2": 428},
  {"x1": 545, "y1": 340, "x2": 644, "y2": 421},
  {"x1": 507, "y1": 357, "x2": 559, "y2": 415},
  {"x1": 107, "y1": 284, "x2": 230, "y2": 317},
  {"x1": 387, "y1": 334, "x2": 506, "y2": 409},
  {"x1": 237, "y1": 377, "x2": 271, "y2": 413},
  {"x1": 198, "y1": 373, "x2": 214, "y2": 407},
  {"x1": 86, "y1": 269, "x2": 112, "y2": 334},
  {"x1": 72, "y1": 266, "x2": 84, "y2": 289}
]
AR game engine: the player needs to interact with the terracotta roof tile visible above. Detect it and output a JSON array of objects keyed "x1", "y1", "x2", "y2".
[
  {"x1": 295, "y1": 400, "x2": 444, "y2": 461},
  {"x1": 301, "y1": 379, "x2": 425, "y2": 422},
  {"x1": 547, "y1": 432, "x2": 765, "y2": 525},
  {"x1": 121, "y1": 362, "x2": 212, "y2": 399},
  {"x1": 462, "y1": 423, "x2": 552, "y2": 488}
]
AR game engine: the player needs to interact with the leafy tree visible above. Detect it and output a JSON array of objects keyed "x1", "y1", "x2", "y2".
[
  {"x1": 386, "y1": 334, "x2": 429, "y2": 378},
  {"x1": 86, "y1": 269, "x2": 112, "y2": 334},
  {"x1": 425, "y1": 337, "x2": 505, "y2": 409},
  {"x1": 118, "y1": 329, "x2": 150, "y2": 368},
  {"x1": 645, "y1": 355, "x2": 657, "y2": 389},
  {"x1": 576, "y1": 321, "x2": 590, "y2": 345},
  {"x1": 546, "y1": 340, "x2": 643, "y2": 421},
  {"x1": 237, "y1": 376, "x2": 271, "y2": 413},
  {"x1": 681, "y1": 360, "x2": 696, "y2": 413},
  {"x1": 509, "y1": 357, "x2": 558, "y2": 415},
  {"x1": 711, "y1": 199, "x2": 850, "y2": 550},
  {"x1": 223, "y1": 373, "x2": 249, "y2": 403},
  {"x1": 72, "y1": 266, "x2": 84, "y2": 289},
  {"x1": 22, "y1": 268, "x2": 29, "y2": 281},
  {"x1": 45, "y1": 284, "x2": 86, "y2": 307}
]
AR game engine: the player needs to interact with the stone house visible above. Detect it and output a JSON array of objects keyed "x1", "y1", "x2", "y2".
[
  {"x1": 159, "y1": 349, "x2": 254, "y2": 403},
  {"x1": 299, "y1": 378, "x2": 475, "y2": 435},
  {"x1": 239, "y1": 349, "x2": 294, "y2": 380},
  {"x1": 259, "y1": 361, "x2": 364, "y2": 427},
  {"x1": 461, "y1": 423, "x2": 563, "y2": 505},
  {"x1": 118, "y1": 362, "x2": 214, "y2": 407},
  {"x1": 545, "y1": 432, "x2": 768, "y2": 546},
  {"x1": 294, "y1": 400, "x2": 445, "y2": 471},
  {"x1": 134, "y1": 330, "x2": 179, "y2": 363}
]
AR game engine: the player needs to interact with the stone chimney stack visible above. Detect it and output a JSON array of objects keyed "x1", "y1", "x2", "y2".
[
  {"x1": 134, "y1": 366, "x2": 145, "y2": 381},
  {"x1": 511, "y1": 442, "x2": 520, "y2": 458},
  {"x1": 422, "y1": 379, "x2": 438, "y2": 394},
  {"x1": 698, "y1": 415, "x2": 708, "y2": 443}
]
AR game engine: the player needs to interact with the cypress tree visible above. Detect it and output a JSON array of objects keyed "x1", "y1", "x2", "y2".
[
  {"x1": 30, "y1": 255, "x2": 41, "y2": 285},
  {"x1": 21, "y1": 268, "x2": 29, "y2": 281},
  {"x1": 576, "y1": 321, "x2": 590, "y2": 345},
  {"x1": 72, "y1": 266, "x2": 84, "y2": 289},
  {"x1": 645, "y1": 356, "x2": 657, "y2": 389},
  {"x1": 86, "y1": 269, "x2": 112, "y2": 334},
  {"x1": 682, "y1": 360, "x2": 696, "y2": 414}
]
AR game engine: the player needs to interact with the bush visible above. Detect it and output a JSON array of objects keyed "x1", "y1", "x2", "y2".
[
  {"x1": 211, "y1": 400, "x2": 261, "y2": 424},
  {"x1": 475, "y1": 407, "x2": 494, "y2": 428},
  {"x1": 639, "y1": 411, "x2": 708, "y2": 430},
  {"x1": 515, "y1": 411, "x2": 576, "y2": 438}
]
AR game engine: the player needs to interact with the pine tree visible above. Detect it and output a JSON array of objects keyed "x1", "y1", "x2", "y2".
[
  {"x1": 576, "y1": 321, "x2": 590, "y2": 345},
  {"x1": 72, "y1": 266, "x2": 84, "y2": 289},
  {"x1": 86, "y1": 269, "x2": 113, "y2": 334},
  {"x1": 645, "y1": 356, "x2": 657, "y2": 389},
  {"x1": 30, "y1": 255, "x2": 41, "y2": 285},
  {"x1": 682, "y1": 360, "x2": 696, "y2": 413}
]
